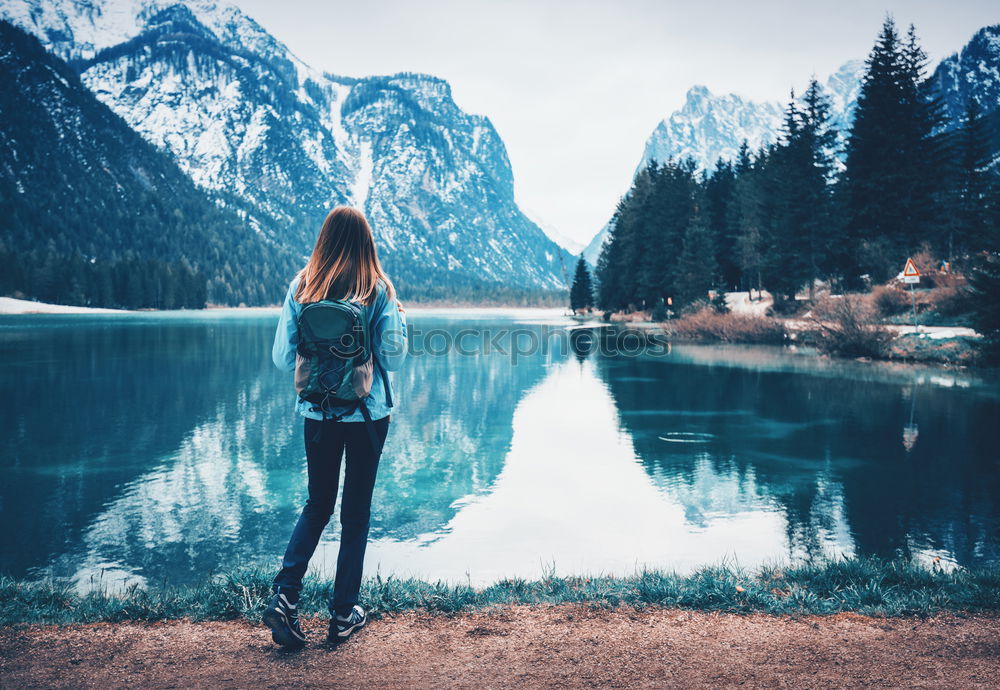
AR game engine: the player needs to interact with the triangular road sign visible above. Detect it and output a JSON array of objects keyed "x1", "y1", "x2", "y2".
[{"x1": 903, "y1": 258, "x2": 920, "y2": 277}]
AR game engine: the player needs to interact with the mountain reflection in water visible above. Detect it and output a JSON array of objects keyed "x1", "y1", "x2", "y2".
[{"x1": 0, "y1": 314, "x2": 997, "y2": 590}]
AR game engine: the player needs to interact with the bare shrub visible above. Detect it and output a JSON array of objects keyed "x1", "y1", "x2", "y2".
[
  {"x1": 769, "y1": 296, "x2": 806, "y2": 317},
  {"x1": 918, "y1": 286, "x2": 970, "y2": 318},
  {"x1": 610, "y1": 310, "x2": 651, "y2": 323},
  {"x1": 664, "y1": 308, "x2": 787, "y2": 344},
  {"x1": 680, "y1": 298, "x2": 710, "y2": 316},
  {"x1": 871, "y1": 285, "x2": 909, "y2": 317},
  {"x1": 809, "y1": 295, "x2": 893, "y2": 358}
]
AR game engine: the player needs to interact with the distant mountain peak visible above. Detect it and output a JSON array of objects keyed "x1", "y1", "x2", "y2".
[
  {"x1": 931, "y1": 24, "x2": 1000, "y2": 127},
  {"x1": 638, "y1": 61, "x2": 863, "y2": 176},
  {"x1": 580, "y1": 59, "x2": 867, "y2": 265}
]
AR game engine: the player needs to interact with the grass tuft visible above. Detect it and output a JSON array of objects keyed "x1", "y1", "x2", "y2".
[{"x1": 2, "y1": 557, "x2": 998, "y2": 626}]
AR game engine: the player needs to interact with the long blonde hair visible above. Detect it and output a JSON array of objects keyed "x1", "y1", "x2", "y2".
[{"x1": 295, "y1": 206, "x2": 395, "y2": 305}]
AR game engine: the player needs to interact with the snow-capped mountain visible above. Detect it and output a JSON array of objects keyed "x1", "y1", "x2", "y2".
[
  {"x1": 932, "y1": 25, "x2": 1000, "y2": 123},
  {"x1": 584, "y1": 29, "x2": 1000, "y2": 266},
  {"x1": 638, "y1": 85, "x2": 783, "y2": 175},
  {"x1": 824, "y1": 60, "x2": 865, "y2": 138},
  {"x1": 931, "y1": 24, "x2": 1000, "y2": 169},
  {"x1": 637, "y1": 61, "x2": 865, "y2": 175},
  {"x1": 576, "y1": 62, "x2": 866, "y2": 265},
  {"x1": 0, "y1": 19, "x2": 297, "y2": 306},
  {"x1": 1, "y1": 0, "x2": 570, "y2": 292}
]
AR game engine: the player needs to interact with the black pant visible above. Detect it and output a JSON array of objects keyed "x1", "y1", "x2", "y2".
[{"x1": 273, "y1": 416, "x2": 389, "y2": 616}]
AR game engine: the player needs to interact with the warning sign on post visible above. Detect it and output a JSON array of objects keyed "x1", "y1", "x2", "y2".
[{"x1": 902, "y1": 258, "x2": 920, "y2": 284}]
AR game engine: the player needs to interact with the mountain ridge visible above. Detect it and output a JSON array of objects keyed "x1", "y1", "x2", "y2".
[
  {"x1": 1, "y1": 0, "x2": 572, "y2": 296},
  {"x1": 0, "y1": 19, "x2": 297, "y2": 307}
]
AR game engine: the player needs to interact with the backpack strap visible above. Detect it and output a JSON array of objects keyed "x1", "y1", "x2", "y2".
[
  {"x1": 373, "y1": 355, "x2": 393, "y2": 409},
  {"x1": 357, "y1": 399, "x2": 383, "y2": 453}
]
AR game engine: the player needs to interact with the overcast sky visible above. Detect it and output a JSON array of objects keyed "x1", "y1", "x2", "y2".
[{"x1": 236, "y1": 0, "x2": 998, "y2": 246}]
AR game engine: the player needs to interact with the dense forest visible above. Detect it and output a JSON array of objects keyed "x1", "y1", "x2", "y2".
[
  {"x1": 595, "y1": 19, "x2": 1000, "y2": 314},
  {"x1": 0, "y1": 20, "x2": 299, "y2": 309}
]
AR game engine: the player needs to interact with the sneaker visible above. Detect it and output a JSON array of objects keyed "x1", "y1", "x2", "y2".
[
  {"x1": 328, "y1": 604, "x2": 367, "y2": 643},
  {"x1": 262, "y1": 592, "x2": 306, "y2": 648}
]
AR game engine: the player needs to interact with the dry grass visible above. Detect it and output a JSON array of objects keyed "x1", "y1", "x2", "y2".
[
  {"x1": 609, "y1": 310, "x2": 653, "y2": 323},
  {"x1": 663, "y1": 308, "x2": 787, "y2": 344}
]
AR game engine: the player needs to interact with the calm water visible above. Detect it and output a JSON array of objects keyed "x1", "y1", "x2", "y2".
[{"x1": 1, "y1": 310, "x2": 998, "y2": 591}]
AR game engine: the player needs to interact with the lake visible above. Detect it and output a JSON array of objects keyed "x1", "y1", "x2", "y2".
[{"x1": 1, "y1": 310, "x2": 998, "y2": 591}]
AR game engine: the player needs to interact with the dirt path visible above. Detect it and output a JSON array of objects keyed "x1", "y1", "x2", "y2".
[{"x1": 2, "y1": 606, "x2": 998, "y2": 689}]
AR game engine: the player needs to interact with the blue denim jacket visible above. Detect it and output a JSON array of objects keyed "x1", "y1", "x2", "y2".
[{"x1": 272, "y1": 274, "x2": 407, "y2": 422}]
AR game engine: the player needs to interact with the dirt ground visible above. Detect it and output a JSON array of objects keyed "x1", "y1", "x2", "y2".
[{"x1": 2, "y1": 605, "x2": 998, "y2": 689}]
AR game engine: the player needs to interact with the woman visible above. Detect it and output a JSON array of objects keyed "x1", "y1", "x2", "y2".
[{"x1": 263, "y1": 206, "x2": 407, "y2": 648}]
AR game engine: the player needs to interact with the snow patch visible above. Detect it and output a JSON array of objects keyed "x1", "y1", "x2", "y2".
[
  {"x1": 351, "y1": 139, "x2": 373, "y2": 210},
  {"x1": 0, "y1": 297, "x2": 128, "y2": 314}
]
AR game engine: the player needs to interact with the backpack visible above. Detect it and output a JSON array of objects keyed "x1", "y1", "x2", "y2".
[{"x1": 294, "y1": 299, "x2": 392, "y2": 449}]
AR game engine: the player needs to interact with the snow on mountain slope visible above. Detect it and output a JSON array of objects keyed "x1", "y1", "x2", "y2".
[
  {"x1": 1, "y1": 0, "x2": 570, "y2": 290},
  {"x1": 580, "y1": 61, "x2": 866, "y2": 266},
  {"x1": 932, "y1": 25, "x2": 1000, "y2": 119},
  {"x1": 637, "y1": 61, "x2": 865, "y2": 175},
  {"x1": 582, "y1": 26, "x2": 997, "y2": 266},
  {"x1": 338, "y1": 72, "x2": 571, "y2": 288},
  {"x1": 73, "y1": 4, "x2": 352, "y2": 250},
  {"x1": 639, "y1": 85, "x2": 783, "y2": 175},
  {"x1": 824, "y1": 60, "x2": 864, "y2": 136},
  {"x1": 931, "y1": 23, "x2": 1000, "y2": 167},
  {"x1": 1, "y1": 0, "x2": 304, "y2": 67},
  {"x1": 582, "y1": 216, "x2": 613, "y2": 266},
  {"x1": 0, "y1": 19, "x2": 298, "y2": 306}
]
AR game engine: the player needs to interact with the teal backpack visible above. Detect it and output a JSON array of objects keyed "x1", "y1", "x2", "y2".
[{"x1": 294, "y1": 299, "x2": 392, "y2": 449}]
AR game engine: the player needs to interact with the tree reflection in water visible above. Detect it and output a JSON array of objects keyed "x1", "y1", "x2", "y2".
[{"x1": 592, "y1": 338, "x2": 1000, "y2": 568}]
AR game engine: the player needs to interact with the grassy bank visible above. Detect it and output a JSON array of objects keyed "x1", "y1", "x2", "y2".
[{"x1": 2, "y1": 558, "x2": 998, "y2": 626}]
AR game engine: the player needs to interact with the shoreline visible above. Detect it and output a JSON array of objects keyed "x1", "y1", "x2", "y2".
[
  {"x1": 605, "y1": 314, "x2": 985, "y2": 369},
  {"x1": 3, "y1": 296, "x2": 986, "y2": 370},
  {"x1": 3, "y1": 558, "x2": 997, "y2": 627},
  {"x1": 0, "y1": 296, "x2": 571, "y2": 315}
]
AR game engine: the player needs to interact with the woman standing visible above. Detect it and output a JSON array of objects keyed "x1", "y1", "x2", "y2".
[{"x1": 264, "y1": 206, "x2": 407, "y2": 648}]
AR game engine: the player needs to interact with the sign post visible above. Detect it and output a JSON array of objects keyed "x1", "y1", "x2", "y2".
[{"x1": 902, "y1": 258, "x2": 920, "y2": 333}]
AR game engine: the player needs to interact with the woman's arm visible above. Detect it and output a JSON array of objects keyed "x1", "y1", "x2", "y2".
[
  {"x1": 372, "y1": 285, "x2": 408, "y2": 371},
  {"x1": 272, "y1": 277, "x2": 300, "y2": 372}
]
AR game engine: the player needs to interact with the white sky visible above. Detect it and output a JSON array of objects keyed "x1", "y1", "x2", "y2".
[{"x1": 235, "y1": 0, "x2": 998, "y2": 246}]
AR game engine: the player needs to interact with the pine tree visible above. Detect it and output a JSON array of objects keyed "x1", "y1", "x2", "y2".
[
  {"x1": 763, "y1": 91, "x2": 811, "y2": 301},
  {"x1": 902, "y1": 23, "x2": 950, "y2": 252},
  {"x1": 951, "y1": 99, "x2": 992, "y2": 260},
  {"x1": 675, "y1": 203, "x2": 719, "y2": 306},
  {"x1": 765, "y1": 82, "x2": 839, "y2": 300},
  {"x1": 843, "y1": 17, "x2": 942, "y2": 283},
  {"x1": 967, "y1": 255, "x2": 1000, "y2": 363},
  {"x1": 730, "y1": 148, "x2": 771, "y2": 295},
  {"x1": 569, "y1": 255, "x2": 594, "y2": 314},
  {"x1": 596, "y1": 197, "x2": 632, "y2": 311},
  {"x1": 705, "y1": 159, "x2": 739, "y2": 290},
  {"x1": 596, "y1": 159, "x2": 699, "y2": 311},
  {"x1": 734, "y1": 140, "x2": 753, "y2": 174},
  {"x1": 640, "y1": 159, "x2": 697, "y2": 306}
]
